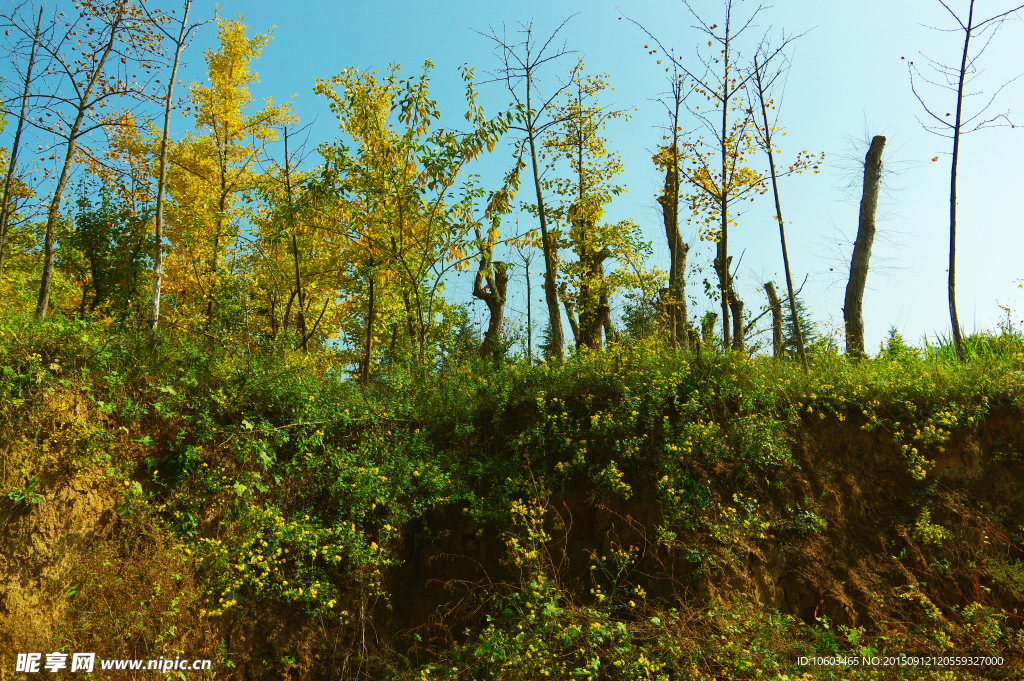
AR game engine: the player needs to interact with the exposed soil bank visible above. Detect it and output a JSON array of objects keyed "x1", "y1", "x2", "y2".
[{"x1": 1, "y1": 372, "x2": 1023, "y2": 679}]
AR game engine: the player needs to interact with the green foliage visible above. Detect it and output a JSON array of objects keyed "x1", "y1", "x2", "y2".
[
  {"x1": 923, "y1": 329, "x2": 1024, "y2": 365},
  {"x1": 987, "y1": 556, "x2": 1024, "y2": 597},
  {"x1": 6, "y1": 475, "x2": 44, "y2": 508},
  {"x1": 63, "y1": 184, "x2": 155, "y2": 319},
  {"x1": 3, "y1": 8, "x2": 1023, "y2": 675},
  {"x1": 439, "y1": 303, "x2": 481, "y2": 362},
  {"x1": 878, "y1": 326, "x2": 921, "y2": 365},
  {"x1": 619, "y1": 291, "x2": 661, "y2": 342},
  {"x1": 913, "y1": 507, "x2": 950, "y2": 547}
]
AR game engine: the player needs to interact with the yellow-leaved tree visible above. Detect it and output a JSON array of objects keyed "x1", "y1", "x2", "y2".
[
  {"x1": 311, "y1": 62, "x2": 507, "y2": 380},
  {"x1": 242, "y1": 127, "x2": 350, "y2": 352},
  {"x1": 631, "y1": 0, "x2": 771, "y2": 351},
  {"x1": 163, "y1": 15, "x2": 295, "y2": 334},
  {"x1": 543, "y1": 66, "x2": 660, "y2": 351}
]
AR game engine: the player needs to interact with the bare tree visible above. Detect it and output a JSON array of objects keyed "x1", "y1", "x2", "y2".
[
  {"x1": 843, "y1": 135, "x2": 886, "y2": 358},
  {"x1": 479, "y1": 17, "x2": 582, "y2": 361},
  {"x1": 7, "y1": 0, "x2": 163, "y2": 321},
  {"x1": 747, "y1": 34, "x2": 820, "y2": 369},
  {"x1": 0, "y1": 4, "x2": 46, "y2": 285},
  {"x1": 145, "y1": 0, "x2": 202, "y2": 339},
  {"x1": 511, "y1": 238, "x2": 538, "y2": 363},
  {"x1": 908, "y1": 0, "x2": 1024, "y2": 361}
]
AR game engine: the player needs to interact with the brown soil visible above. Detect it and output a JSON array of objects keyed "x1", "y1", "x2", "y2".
[{"x1": 2, "y1": 395, "x2": 1022, "y2": 680}]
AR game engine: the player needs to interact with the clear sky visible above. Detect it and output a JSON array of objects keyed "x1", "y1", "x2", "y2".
[{"x1": 12, "y1": 0, "x2": 1024, "y2": 352}]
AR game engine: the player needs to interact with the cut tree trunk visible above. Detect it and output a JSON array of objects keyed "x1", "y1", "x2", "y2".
[
  {"x1": 657, "y1": 146, "x2": 690, "y2": 349},
  {"x1": 729, "y1": 287, "x2": 745, "y2": 352},
  {"x1": 527, "y1": 101, "x2": 564, "y2": 360},
  {"x1": 474, "y1": 261, "x2": 510, "y2": 360},
  {"x1": 764, "y1": 281, "x2": 782, "y2": 357},
  {"x1": 843, "y1": 135, "x2": 885, "y2": 359},
  {"x1": 724, "y1": 256, "x2": 744, "y2": 352}
]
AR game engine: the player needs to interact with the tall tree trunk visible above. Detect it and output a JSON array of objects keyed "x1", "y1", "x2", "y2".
[
  {"x1": 283, "y1": 128, "x2": 307, "y2": 352},
  {"x1": 0, "y1": 6, "x2": 43, "y2": 285},
  {"x1": 657, "y1": 145, "x2": 689, "y2": 349},
  {"x1": 525, "y1": 74, "x2": 564, "y2": 360},
  {"x1": 149, "y1": 0, "x2": 192, "y2": 339},
  {"x1": 485, "y1": 21, "x2": 578, "y2": 360},
  {"x1": 948, "y1": 2, "x2": 974, "y2": 363},
  {"x1": 360, "y1": 266, "x2": 376, "y2": 385},
  {"x1": 291, "y1": 232, "x2": 306, "y2": 349},
  {"x1": 764, "y1": 281, "x2": 782, "y2": 357},
  {"x1": 718, "y1": 9, "x2": 733, "y2": 349},
  {"x1": 843, "y1": 135, "x2": 885, "y2": 359},
  {"x1": 752, "y1": 52, "x2": 808, "y2": 370},
  {"x1": 525, "y1": 258, "x2": 532, "y2": 363},
  {"x1": 36, "y1": 137, "x2": 84, "y2": 322}
]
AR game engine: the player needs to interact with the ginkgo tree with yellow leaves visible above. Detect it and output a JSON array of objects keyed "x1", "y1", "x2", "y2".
[
  {"x1": 542, "y1": 66, "x2": 660, "y2": 351},
  {"x1": 240, "y1": 126, "x2": 351, "y2": 352},
  {"x1": 679, "y1": 82, "x2": 765, "y2": 353},
  {"x1": 631, "y1": 0, "x2": 774, "y2": 351},
  {"x1": 311, "y1": 62, "x2": 508, "y2": 380},
  {"x1": 162, "y1": 15, "x2": 295, "y2": 334}
]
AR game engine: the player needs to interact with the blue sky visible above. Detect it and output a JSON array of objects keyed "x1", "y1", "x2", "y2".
[{"x1": 11, "y1": 0, "x2": 1024, "y2": 351}]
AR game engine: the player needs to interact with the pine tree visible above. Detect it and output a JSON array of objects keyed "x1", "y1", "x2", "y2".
[{"x1": 781, "y1": 293, "x2": 815, "y2": 356}]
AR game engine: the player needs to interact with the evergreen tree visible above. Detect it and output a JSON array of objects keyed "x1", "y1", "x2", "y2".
[{"x1": 781, "y1": 293, "x2": 815, "y2": 356}]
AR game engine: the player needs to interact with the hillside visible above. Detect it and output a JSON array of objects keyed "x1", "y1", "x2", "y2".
[{"x1": 1, "y1": 318, "x2": 1023, "y2": 680}]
